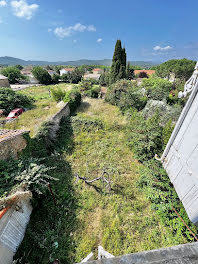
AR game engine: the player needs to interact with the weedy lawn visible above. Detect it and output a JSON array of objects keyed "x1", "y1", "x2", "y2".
[{"x1": 4, "y1": 84, "x2": 77, "y2": 136}]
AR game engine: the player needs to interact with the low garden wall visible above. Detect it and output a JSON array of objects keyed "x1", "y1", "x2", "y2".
[
  {"x1": 0, "y1": 130, "x2": 29, "y2": 160},
  {"x1": 45, "y1": 102, "x2": 70, "y2": 141}
]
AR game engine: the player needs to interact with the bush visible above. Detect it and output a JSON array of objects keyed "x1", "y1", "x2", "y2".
[
  {"x1": 64, "y1": 89, "x2": 82, "y2": 112},
  {"x1": 137, "y1": 159, "x2": 198, "y2": 241},
  {"x1": 0, "y1": 87, "x2": 34, "y2": 114},
  {"x1": 1, "y1": 66, "x2": 25, "y2": 84},
  {"x1": 141, "y1": 77, "x2": 173, "y2": 101},
  {"x1": 32, "y1": 66, "x2": 52, "y2": 85},
  {"x1": 139, "y1": 71, "x2": 148, "y2": 78},
  {"x1": 52, "y1": 74, "x2": 60, "y2": 84},
  {"x1": 162, "y1": 119, "x2": 175, "y2": 149},
  {"x1": 127, "y1": 110, "x2": 163, "y2": 162},
  {"x1": 106, "y1": 79, "x2": 147, "y2": 112},
  {"x1": 142, "y1": 100, "x2": 182, "y2": 126},
  {"x1": 51, "y1": 87, "x2": 66, "y2": 102},
  {"x1": 61, "y1": 69, "x2": 82, "y2": 84}
]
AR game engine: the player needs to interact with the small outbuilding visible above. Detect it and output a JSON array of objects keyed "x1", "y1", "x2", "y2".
[{"x1": 0, "y1": 75, "x2": 10, "y2": 88}]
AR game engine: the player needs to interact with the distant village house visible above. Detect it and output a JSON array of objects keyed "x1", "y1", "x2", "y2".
[{"x1": 60, "y1": 68, "x2": 75, "y2": 76}]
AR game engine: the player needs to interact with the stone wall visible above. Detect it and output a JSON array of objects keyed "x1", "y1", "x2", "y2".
[
  {"x1": 0, "y1": 79, "x2": 10, "y2": 88},
  {"x1": 47, "y1": 102, "x2": 70, "y2": 141},
  {"x1": 0, "y1": 130, "x2": 29, "y2": 160}
]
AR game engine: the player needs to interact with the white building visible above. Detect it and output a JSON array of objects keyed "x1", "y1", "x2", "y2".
[{"x1": 60, "y1": 68, "x2": 75, "y2": 76}]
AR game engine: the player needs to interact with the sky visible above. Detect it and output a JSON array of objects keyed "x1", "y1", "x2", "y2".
[{"x1": 0, "y1": 0, "x2": 198, "y2": 62}]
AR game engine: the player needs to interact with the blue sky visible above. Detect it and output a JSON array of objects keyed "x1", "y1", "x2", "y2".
[{"x1": 0, "y1": 0, "x2": 198, "y2": 62}]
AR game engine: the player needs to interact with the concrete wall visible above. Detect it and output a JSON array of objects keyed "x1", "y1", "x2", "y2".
[
  {"x1": 162, "y1": 82, "x2": 198, "y2": 225},
  {"x1": 84, "y1": 243, "x2": 198, "y2": 264},
  {"x1": 0, "y1": 133, "x2": 28, "y2": 160}
]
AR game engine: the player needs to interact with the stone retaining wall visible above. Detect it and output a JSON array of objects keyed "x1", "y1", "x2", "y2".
[
  {"x1": 0, "y1": 130, "x2": 29, "y2": 160},
  {"x1": 46, "y1": 102, "x2": 70, "y2": 141}
]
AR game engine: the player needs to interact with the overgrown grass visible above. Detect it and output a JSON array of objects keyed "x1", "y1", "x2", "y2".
[
  {"x1": 4, "y1": 84, "x2": 77, "y2": 136},
  {"x1": 15, "y1": 98, "x2": 195, "y2": 263}
]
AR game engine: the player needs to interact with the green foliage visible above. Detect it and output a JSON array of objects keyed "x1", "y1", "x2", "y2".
[
  {"x1": 127, "y1": 110, "x2": 163, "y2": 162},
  {"x1": 137, "y1": 159, "x2": 198, "y2": 242},
  {"x1": 141, "y1": 77, "x2": 173, "y2": 101},
  {"x1": 110, "y1": 40, "x2": 127, "y2": 83},
  {"x1": 99, "y1": 71, "x2": 110, "y2": 86},
  {"x1": 106, "y1": 79, "x2": 147, "y2": 112},
  {"x1": 52, "y1": 73, "x2": 60, "y2": 84},
  {"x1": 32, "y1": 66, "x2": 52, "y2": 85},
  {"x1": 162, "y1": 119, "x2": 175, "y2": 149},
  {"x1": 1, "y1": 66, "x2": 25, "y2": 84},
  {"x1": 155, "y1": 58, "x2": 196, "y2": 81},
  {"x1": 139, "y1": 71, "x2": 148, "y2": 78},
  {"x1": 0, "y1": 157, "x2": 55, "y2": 199},
  {"x1": 0, "y1": 87, "x2": 33, "y2": 114},
  {"x1": 51, "y1": 87, "x2": 66, "y2": 102},
  {"x1": 64, "y1": 89, "x2": 82, "y2": 112},
  {"x1": 15, "y1": 64, "x2": 23, "y2": 70},
  {"x1": 61, "y1": 68, "x2": 82, "y2": 84},
  {"x1": 126, "y1": 62, "x2": 134, "y2": 80}
]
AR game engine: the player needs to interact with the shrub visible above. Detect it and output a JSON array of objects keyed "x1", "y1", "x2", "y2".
[
  {"x1": 142, "y1": 100, "x2": 182, "y2": 126},
  {"x1": 1, "y1": 66, "x2": 25, "y2": 84},
  {"x1": 127, "y1": 110, "x2": 163, "y2": 162},
  {"x1": 141, "y1": 77, "x2": 173, "y2": 101},
  {"x1": 79, "y1": 80, "x2": 92, "y2": 91},
  {"x1": 139, "y1": 71, "x2": 148, "y2": 78},
  {"x1": 62, "y1": 69, "x2": 82, "y2": 84},
  {"x1": 106, "y1": 79, "x2": 147, "y2": 112},
  {"x1": 64, "y1": 89, "x2": 82, "y2": 112},
  {"x1": 0, "y1": 87, "x2": 34, "y2": 114},
  {"x1": 137, "y1": 159, "x2": 198, "y2": 241},
  {"x1": 32, "y1": 66, "x2": 52, "y2": 85},
  {"x1": 162, "y1": 119, "x2": 175, "y2": 149},
  {"x1": 51, "y1": 87, "x2": 66, "y2": 102},
  {"x1": 52, "y1": 74, "x2": 60, "y2": 84}
]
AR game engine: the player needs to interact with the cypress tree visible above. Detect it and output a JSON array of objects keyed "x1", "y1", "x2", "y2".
[{"x1": 110, "y1": 40, "x2": 127, "y2": 83}]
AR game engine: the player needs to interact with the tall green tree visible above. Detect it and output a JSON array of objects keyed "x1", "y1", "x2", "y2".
[{"x1": 110, "y1": 40, "x2": 127, "y2": 83}]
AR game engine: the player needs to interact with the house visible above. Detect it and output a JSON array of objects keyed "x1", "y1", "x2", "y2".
[
  {"x1": 47, "y1": 70, "x2": 56, "y2": 76},
  {"x1": 21, "y1": 68, "x2": 38, "y2": 84},
  {"x1": 84, "y1": 73, "x2": 101, "y2": 81},
  {"x1": 134, "y1": 70, "x2": 155, "y2": 77},
  {"x1": 0, "y1": 75, "x2": 10, "y2": 87},
  {"x1": 60, "y1": 68, "x2": 75, "y2": 76},
  {"x1": 92, "y1": 68, "x2": 103, "y2": 74}
]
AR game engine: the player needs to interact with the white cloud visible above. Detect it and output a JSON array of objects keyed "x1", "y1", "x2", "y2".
[
  {"x1": 153, "y1": 45, "x2": 172, "y2": 51},
  {"x1": 0, "y1": 0, "x2": 7, "y2": 6},
  {"x1": 97, "y1": 38, "x2": 102, "y2": 43},
  {"x1": 54, "y1": 23, "x2": 96, "y2": 39},
  {"x1": 11, "y1": 0, "x2": 39, "y2": 20}
]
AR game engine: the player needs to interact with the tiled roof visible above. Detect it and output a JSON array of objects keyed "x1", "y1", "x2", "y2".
[
  {"x1": 63, "y1": 68, "x2": 75, "y2": 71},
  {"x1": 0, "y1": 130, "x2": 29, "y2": 143}
]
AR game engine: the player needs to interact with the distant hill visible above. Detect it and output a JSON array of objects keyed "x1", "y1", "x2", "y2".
[{"x1": 0, "y1": 56, "x2": 160, "y2": 67}]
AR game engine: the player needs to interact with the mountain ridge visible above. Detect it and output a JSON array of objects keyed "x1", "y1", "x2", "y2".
[{"x1": 0, "y1": 56, "x2": 160, "y2": 67}]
